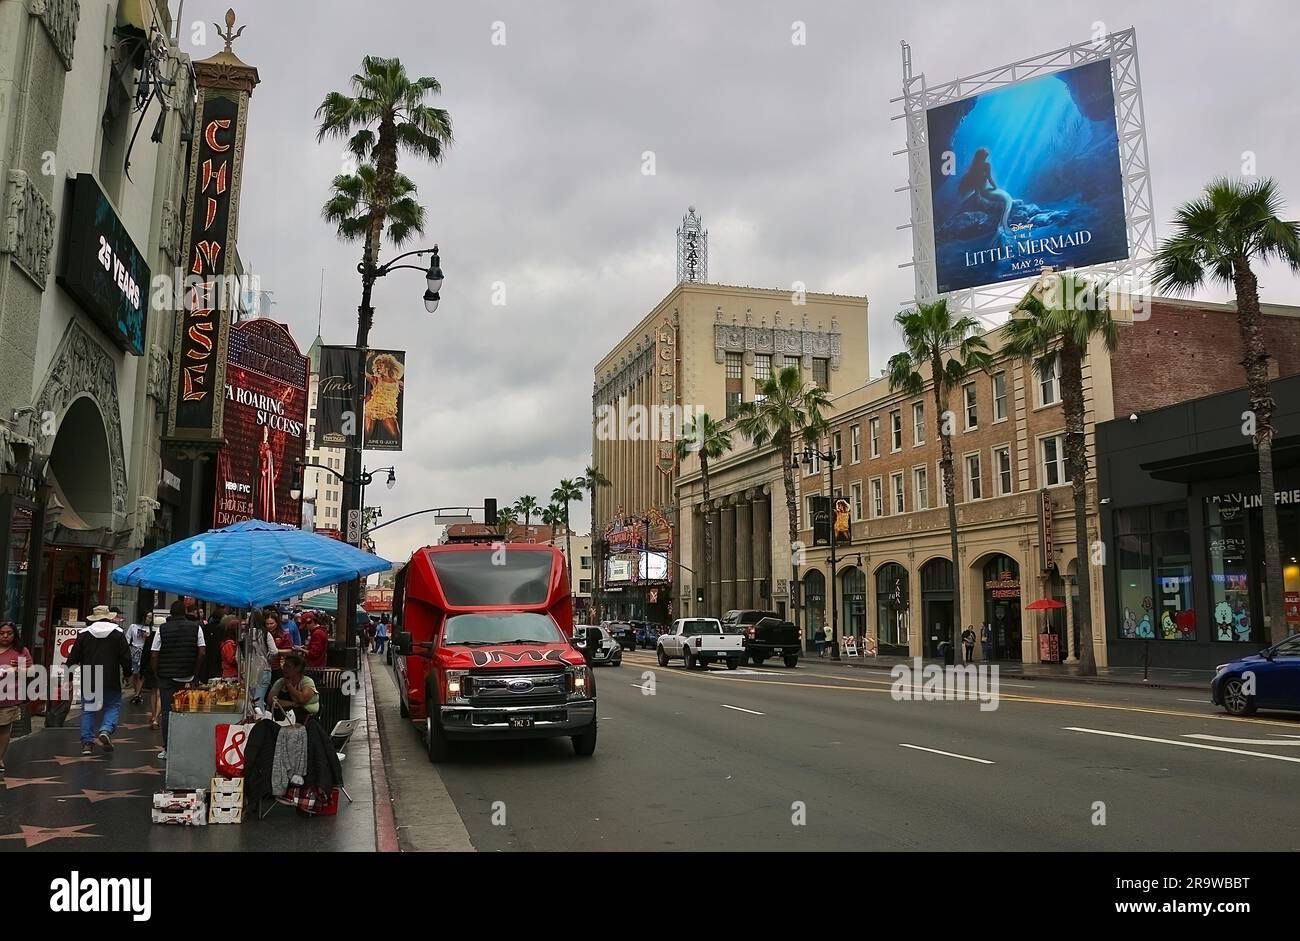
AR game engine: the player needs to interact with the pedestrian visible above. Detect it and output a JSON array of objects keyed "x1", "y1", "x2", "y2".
[
  {"x1": 265, "y1": 610, "x2": 298, "y2": 670},
  {"x1": 125, "y1": 610, "x2": 150, "y2": 705},
  {"x1": 219, "y1": 615, "x2": 241, "y2": 679},
  {"x1": 0, "y1": 621, "x2": 32, "y2": 774},
  {"x1": 200, "y1": 603, "x2": 226, "y2": 682},
  {"x1": 980, "y1": 622, "x2": 993, "y2": 662},
  {"x1": 962, "y1": 625, "x2": 976, "y2": 664},
  {"x1": 241, "y1": 615, "x2": 278, "y2": 709},
  {"x1": 151, "y1": 599, "x2": 205, "y2": 760},
  {"x1": 283, "y1": 608, "x2": 303, "y2": 647},
  {"x1": 304, "y1": 613, "x2": 329, "y2": 670},
  {"x1": 374, "y1": 617, "x2": 389, "y2": 656},
  {"x1": 814, "y1": 626, "x2": 826, "y2": 658},
  {"x1": 67, "y1": 605, "x2": 133, "y2": 755}
]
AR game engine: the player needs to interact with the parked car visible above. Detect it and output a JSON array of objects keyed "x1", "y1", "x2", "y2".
[
  {"x1": 634, "y1": 622, "x2": 664, "y2": 648},
  {"x1": 744, "y1": 617, "x2": 801, "y2": 668},
  {"x1": 1212, "y1": 632, "x2": 1300, "y2": 715},
  {"x1": 608, "y1": 623, "x2": 637, "y2": 651},
  {"x1": 656, "y1": 618, "x2": 744, "y2": 670},
  {"x1": 576, "y1": 626, "x2": 623, "y2": 667},
  {"x1": 720, "y1": 609, "x2": 785, "y2": 664}
]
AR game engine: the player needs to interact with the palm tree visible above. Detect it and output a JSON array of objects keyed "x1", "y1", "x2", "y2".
[
  {"x1": 887, "y1": 299, "x2": 993, "y2": 657},
  {"x1": 1155, "y1": 177, "x2": 1300, "y2": 644},
  {"x1": 1005, "y1": 273, "x2": 1119, "y2": 674},
  {"x1": 735, "y1": 366, "x2": 833, "y2": 635},
  {"x1": 316, "y1": 58, "x2": 453, "y2": 345},
  {"x1": 541, "y1": 504, "x2": 564, "y2": 546},
  {"x1": 514, "y1": 495, "x2": 539, "y2": 537},
  {"x1": 577, "y1": 465, "x2": 610, "y2": 616},
  {"x1": 675, "y1": 414, "x2": 732, "y2": 615},
  {"x1": 493, "y1": 504, "x2": 519, "y2": 539},
  {"x1": 321, "y1": 165, "x2": 425, "y2": 246},
  {"x1": 551, "y1": 479, "x2": 584, "y2": 577}
]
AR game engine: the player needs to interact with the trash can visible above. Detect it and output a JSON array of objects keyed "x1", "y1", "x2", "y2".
[
  {"x1": 938, "y1": 641, "x2": 955, "y2": 666},
  {"x1": 308, "y1": 667, "x2": 352, "y2": 733}
]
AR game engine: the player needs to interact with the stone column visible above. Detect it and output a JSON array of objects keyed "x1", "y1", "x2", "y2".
[
  {"x1": 736, "y1": 491, "x2": 753, "y2": 609},
  {"x1": 707, "y1": 505, "x2": 722, "y2": 617},
  {"x1": 691, "y1": 503, "x2": 707, "y2": 619},
  {"x1": 720, "y1": 500, "x2": 737, "y2": 613},
  {"x1": 752, "y1": 493, "x2": 771, "y2": 606}
]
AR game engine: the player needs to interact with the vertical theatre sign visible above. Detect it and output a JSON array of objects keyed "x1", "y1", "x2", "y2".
[
  {"x1": 165, "y1": 12, "x2": 260, "y2": 449},
  {"x1": 213, "y1": 319, "x2": 308, "y2": 527}
]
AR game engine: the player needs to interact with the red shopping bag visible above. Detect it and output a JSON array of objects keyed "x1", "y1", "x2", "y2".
[{"x1": 215, "y1": 723, "x2": 253, "y2": 778}]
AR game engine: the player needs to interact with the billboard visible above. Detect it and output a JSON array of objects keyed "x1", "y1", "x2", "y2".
[
  {"x1": 58, "y1": 174, "x2": 149, "y2": 355},
  {"x1": 926, "y1": 58, "x2": 1128, "y2": 294},
  {"x1": 213, "y1": 319, "x2": 308, "y2": 527},
  {"x1": 314, "y1": 345, "x2": 362, "y2": 448},
  {"x1": 363, "y1": 349, "x2": 406, "y2": 451}
]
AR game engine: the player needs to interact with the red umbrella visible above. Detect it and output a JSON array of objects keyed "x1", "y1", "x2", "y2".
[{"x1": 1025, "y1": 598, "x2": 1065, "y2": 611}]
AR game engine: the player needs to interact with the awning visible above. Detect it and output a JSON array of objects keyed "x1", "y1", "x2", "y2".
[{"x1": 1140, "y1": 436, "x2": 1300, "y2": 484}]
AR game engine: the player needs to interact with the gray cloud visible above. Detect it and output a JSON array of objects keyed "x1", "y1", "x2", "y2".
[{"x1": 179, "y1": 0, "x2": 1300, "y2": 565}]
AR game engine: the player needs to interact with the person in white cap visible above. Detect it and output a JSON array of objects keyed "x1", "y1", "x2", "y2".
[{"x1": 66, "y1": 605, "x2": 132, "y2": 756}]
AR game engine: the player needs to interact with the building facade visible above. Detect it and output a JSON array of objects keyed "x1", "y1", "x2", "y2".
[
  {"x1": 304, "y1": 335, "x2": 345, "y2": 535},
  {"x1": 0, "y1": 1, "x2": 194, "y2": 653},
  {"x1": 592, "y1": 279, "x2": 870, "y2": 624}
]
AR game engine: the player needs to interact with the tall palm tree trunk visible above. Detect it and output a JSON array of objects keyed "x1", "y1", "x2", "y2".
[
  {"x1": 934, "y1": 370, "x2": 961, "y2": 658},
  {"x1": 701, "y1": 451, "x2": 713, "y2": 614},
  {"x1": 780, "y1": 433, "x2": 801, "y2": 639},
  {"x1": 1235, "y1": 262, "x2": 1287, "y2": 643},
  {"x1": 1060, "y1": 344, "x2": 1097, "y2": 674}
]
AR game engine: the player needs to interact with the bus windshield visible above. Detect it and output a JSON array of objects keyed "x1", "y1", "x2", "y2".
[
  {"x1": 443, "y1": 612, "x2": 565, "y2": 645},
  {"x1": 430, "y1": 550, "x2": 554, "y2": 606}
]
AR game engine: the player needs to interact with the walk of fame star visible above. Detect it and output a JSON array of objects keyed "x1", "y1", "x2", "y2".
[{"x1": 0, "y1": 824, "x2": 100, "y2": 848}]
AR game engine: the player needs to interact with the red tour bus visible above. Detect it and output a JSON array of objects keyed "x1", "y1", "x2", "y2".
[{"x1": 390, "y1": 543, "x2": 597, "y2": 761}]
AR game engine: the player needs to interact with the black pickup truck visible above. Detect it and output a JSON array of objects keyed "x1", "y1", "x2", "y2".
[{"x1": 721, "y1": 609, "x2": 800, "y2": 668}]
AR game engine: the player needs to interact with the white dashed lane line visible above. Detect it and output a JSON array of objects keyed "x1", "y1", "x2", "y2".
[
  {"x1": 898, "y1": 743, "x2": 995, "y2": 765},
  {"x1": 720, "y1": 704, "x2": 765, "y2": 716}
]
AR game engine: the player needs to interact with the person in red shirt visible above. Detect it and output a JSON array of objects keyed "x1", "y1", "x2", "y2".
[
  {"x1": 219, "y1": 615, "x2": 241, "y2": 679},
  {"x1": 265, "y1": 610, "x2": 298, "y2": 671},
  {"x1": 304, "y1": 613, "x2": 329, "y2": 670}
]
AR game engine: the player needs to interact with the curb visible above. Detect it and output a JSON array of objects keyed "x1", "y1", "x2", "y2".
[{"x1": 363, "y1": 653, "x2": 401, "y2": 852}]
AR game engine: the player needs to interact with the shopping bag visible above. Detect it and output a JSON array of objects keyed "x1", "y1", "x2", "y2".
[{"x1": 215, "y1": 722, "x2": 254, "y2": 778}]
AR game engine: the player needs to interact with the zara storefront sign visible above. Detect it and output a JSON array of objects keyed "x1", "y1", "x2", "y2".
[{"x1": 58, "y1": 174, "x2": 150, "y2": 355}]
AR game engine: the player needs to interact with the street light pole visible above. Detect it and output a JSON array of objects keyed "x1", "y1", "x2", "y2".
[
  {"x1": 801, "y1": 443, "x2": 842, "y2": 661},
  {"x1": 337, "y1": 247, "x2": 442, "y2": 657}
]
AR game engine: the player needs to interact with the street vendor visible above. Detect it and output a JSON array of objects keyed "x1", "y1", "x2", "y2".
[{"x1": 267, "y1": 652, "x2": 319, "y2": 722}]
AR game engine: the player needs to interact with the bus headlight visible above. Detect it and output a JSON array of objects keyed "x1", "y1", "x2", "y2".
[
  {"x1": 566, "y1": 665, "x2": 592, "y2": 699},
  {"x1": 444, "y1": 669, "x2": 469, "y2": 703}
]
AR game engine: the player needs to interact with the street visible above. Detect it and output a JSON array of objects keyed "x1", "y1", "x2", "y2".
[{"x1": 377, "y1": 651, "x2": 1300, "y2": 851}]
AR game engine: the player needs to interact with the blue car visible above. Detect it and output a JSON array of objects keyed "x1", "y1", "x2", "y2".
[{"x1": 1211, "y1": 632, "x2": 1300, "y2": 715}]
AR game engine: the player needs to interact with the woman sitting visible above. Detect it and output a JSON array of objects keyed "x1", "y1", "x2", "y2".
[{"x1": 265, "y1": 652, "x2": 319, "y2": 723}]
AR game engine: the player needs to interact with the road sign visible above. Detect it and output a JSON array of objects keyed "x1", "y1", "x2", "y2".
[{"x1": 346, "y1": 509, "x2": 361, "y2": 543}]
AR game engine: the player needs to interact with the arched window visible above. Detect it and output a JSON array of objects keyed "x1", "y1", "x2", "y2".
[{"x1": 875, "y1": 563, "x2": 909, "y2": 654}]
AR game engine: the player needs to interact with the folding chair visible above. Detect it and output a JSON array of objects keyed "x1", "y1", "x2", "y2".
[{"x1": 329, "y1": 719, "x2": 359, "y2": 804}]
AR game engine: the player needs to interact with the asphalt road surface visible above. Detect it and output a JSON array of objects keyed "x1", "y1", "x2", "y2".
[{"x1": 381, "y1": 650, "x2": 1300, "y2": 851}]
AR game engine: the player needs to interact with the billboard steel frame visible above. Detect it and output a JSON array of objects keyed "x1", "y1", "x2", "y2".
[{"x1": 895, "y1": 27, "x2": 1155, "y2": 327}]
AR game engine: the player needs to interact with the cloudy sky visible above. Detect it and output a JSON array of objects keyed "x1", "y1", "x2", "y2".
[{"x1": 179, "y1": 0, "x2": 1300, "y2": 565}]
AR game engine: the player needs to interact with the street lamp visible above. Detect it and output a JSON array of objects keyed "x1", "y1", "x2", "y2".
[
  {"x1": 799, "y1": 442, "x2": 843, "y2": 661},
  {"x1": 290, "y1": 458, "x2": 397, "y2": 502}
]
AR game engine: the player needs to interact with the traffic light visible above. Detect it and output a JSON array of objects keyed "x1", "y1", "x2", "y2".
[{"x1": 484, "y1": 498, "x2": 497, "y2": 526}]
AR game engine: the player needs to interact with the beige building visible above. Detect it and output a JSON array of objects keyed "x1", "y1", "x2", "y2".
[
  {"x1": 304, "y1": 335, "x2": 346, "y2": 533},
  {"x1": 593, "y1": 277, "x2": 870, "y2": 622}
]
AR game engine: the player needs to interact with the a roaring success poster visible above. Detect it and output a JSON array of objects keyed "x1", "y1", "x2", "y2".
[
  {"x1": 926, "y1": 58, "x2": 1129, "y2": 294},
  {"x1": 213, "y1": 319, "x2": 309, "y2": 527}
]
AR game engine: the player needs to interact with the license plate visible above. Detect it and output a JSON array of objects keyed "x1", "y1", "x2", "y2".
[
  {"x1": 509, "y1": 717, "x2": 534, "y2": 729},
  {"x1": 772, "y1": 648, "x2": 782, "y2": 655}
]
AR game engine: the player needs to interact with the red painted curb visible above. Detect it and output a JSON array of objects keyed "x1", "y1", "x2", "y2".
[{"x1": 363, "y1": 653, "x2": 401, "y2": 852}]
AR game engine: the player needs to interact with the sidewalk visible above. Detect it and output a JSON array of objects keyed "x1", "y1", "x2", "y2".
[
  {"x1": 799, "y1": 651, "x2": 1214, "y2": 690},
  {"x1": 0, "y1": 661, "x2": 391, "y2": 851}
]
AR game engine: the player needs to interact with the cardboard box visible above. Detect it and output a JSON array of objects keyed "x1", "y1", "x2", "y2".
[
  {"x1": 208, "y1": 804, "x2": 243, "y2": 825},
  {"x1": 152, "y1": 806, "x2": 207, "y2": 827},
  {"x1": 153, "y1": 788, "x2": 206, "y2": 812},
  {"x1": 210, "y1": 777, "x2": 244, "y2": 799},
  {"x1": 210, "y1": 792, "x2": 243, "y2": 811}
]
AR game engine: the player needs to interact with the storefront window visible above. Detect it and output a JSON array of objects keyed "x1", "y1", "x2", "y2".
[
  {"x1": 1207, "y1": 519, "x2": 1254, "y2": 643},
  {"x1": 1153, "y1": 525, "x2": 1195, "y2": 641},
  {"x1": 5, "y1": 507, "x2": 34, "y2": 624},
  {"x1": 841, "y1": 567, "x2": 866, "y2": 640},
  {"x1": 803, "y1": 570, "x2": 825, "y2": 636},
  {"x1": 875, "y1": 563, "x2": 909, "y2": 653},
  {"x1": 1116, "y1": 532, "x2": 1154, "y2": 639}
]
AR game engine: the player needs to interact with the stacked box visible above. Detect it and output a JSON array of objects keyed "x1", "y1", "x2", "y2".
[
  {"x1": 209, "y1": 804, "x2": 243, "y2": 824},
  {"x1": 152, "y1": 805, "x2": 207, "y2": 826},
  {"x1": 152, "y1": 788, "x2": 206, "y2": 813}
]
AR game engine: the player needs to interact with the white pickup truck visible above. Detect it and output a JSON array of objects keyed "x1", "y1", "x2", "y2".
[{"x1": 656, "y1": 618, "x2": 745, "y2": 670}]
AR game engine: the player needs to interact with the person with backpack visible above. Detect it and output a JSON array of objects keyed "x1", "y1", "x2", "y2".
[
  {"x1": 151, "y1": 599, "x2": 205, "y2": 760},
  {"x1": 962, "y1": 625, "x2": 977, "y2": 664},
  {"x1": 0, "y1": 621, "x2": 32, "y2": 774},
  {"x1": 67, "y1": 605, "x2": 133, "y2": 755}
]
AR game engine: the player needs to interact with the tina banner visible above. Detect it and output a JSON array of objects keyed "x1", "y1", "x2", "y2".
[
  {"x1": 213, "y1": 319, "x2": 308, "y2": 527},
  {"x1": 314, "y1": 345, "x2": 362, "y2": 449},
  {"x1": 363, "y1": 349, "x2": 406, "y2": 451},
  {"x1": 811, "y1": 495, "x2": 832, "y2": 547},
  {"x1": 926, "y1": 58, "x2": 1128, "y2": 294}
]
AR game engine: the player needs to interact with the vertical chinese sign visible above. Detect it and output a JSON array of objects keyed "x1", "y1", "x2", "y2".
[{"x1": 165, "y1": 14, "x2": 260, "y2": 449}]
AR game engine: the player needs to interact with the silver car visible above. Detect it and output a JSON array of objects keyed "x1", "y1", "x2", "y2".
[{"x1": 578, "y1": 626, "x2": 623, "y2": 666}]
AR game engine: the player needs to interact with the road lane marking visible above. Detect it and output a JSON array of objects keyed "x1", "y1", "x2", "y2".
[
  {"x1": 1066, "y1": 727, "x2": 1300, "y2": 763},
  {"x1": 627, "y1": 664, "x2": 1300, "y2": 727},
  {"x1": 1177, "y1": 699, "x2": 1210, "y2": 704},
  {"x1": 899, "y1": 744, "x2": 994, "y2": 764},
  {"x1": 720, "y1": 704, "x2": 765, "y2": 716},
  {"x1": 1183, "y1": 733, "x2": 1300, "y2": 745}
]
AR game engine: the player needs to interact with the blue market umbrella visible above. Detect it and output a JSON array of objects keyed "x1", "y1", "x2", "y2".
[{"x1": 111, "y1": 519, "x2": 391, "y2": 609}]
